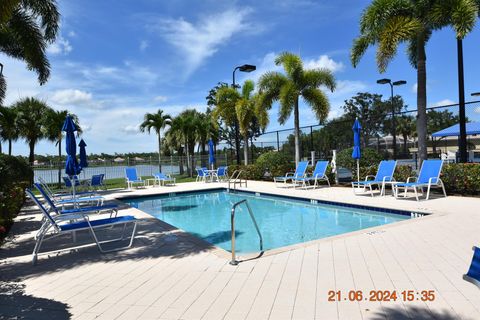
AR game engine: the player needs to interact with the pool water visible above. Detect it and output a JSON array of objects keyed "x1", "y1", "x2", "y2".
[{"x1": 124, "y1": 190, "x2": 410, "y2": 253}]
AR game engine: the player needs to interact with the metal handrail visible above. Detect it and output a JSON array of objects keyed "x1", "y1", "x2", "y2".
[
  {"x1": 228, "y1": 170, "x2": 247, "y2": 189},
  {"x1": 230, "y1": 199, "x2": 263, "y2": 265}
]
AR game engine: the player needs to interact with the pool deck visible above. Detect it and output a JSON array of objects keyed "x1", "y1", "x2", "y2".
[{"x1": 1, "y1": 181, "x2": 480, "y2": 319}]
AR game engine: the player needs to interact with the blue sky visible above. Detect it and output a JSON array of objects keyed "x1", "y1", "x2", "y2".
[{"x1": 3, "y1": 0, "x2": 480, "y2": 156}]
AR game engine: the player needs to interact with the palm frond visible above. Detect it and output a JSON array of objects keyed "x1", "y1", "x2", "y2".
[
  {"x1": 302, "y1": 69, "x2": 336, "y2": 92},
  {"x1": 7, "y1": 9, "x2": 50, "y2": 84},
  {"x1": 278, "y1": 82, "x2": 296, "y2": 124},
  {"x1": 302, "y1": 88, "x2": 330, "y2": 123},
  {"x1": 21, "y1": 0, "x2": 60, "y2": 42},
  {"x1": 377, "y1": 15, "x2": 422, "y2": 72},
  {"x1": 241, "y1": 79, "x2": 255, "y2": 100},
  {"x1": 351, "y1": 35, "x2": 374, "y2": 68},
  {"x1": 275, "y1": 52, "x2": 303, "y2": 85},
  {"x1": 0, "y1": 0, "x2": 20, "y2": 24}
]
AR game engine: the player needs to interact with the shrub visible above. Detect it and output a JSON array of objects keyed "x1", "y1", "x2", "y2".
[
  {"x1": 442, "y1": 163, "x2": 480, "y2": 195},
  {"x1": 336, "y1": 147, "x2": 383, "y2": 180},
  {"x1": 394, "y1": 165, "x2": 415, "y2": 182},
  {"x1": 255, "y1": 151, "x2": 293, "y2": 180},
  {"x1": 0, "y1": 155, "x2": 33, "y2": 243},
  {"x1": 228, "y1": 164, "x2": 264, "y2": 180}
]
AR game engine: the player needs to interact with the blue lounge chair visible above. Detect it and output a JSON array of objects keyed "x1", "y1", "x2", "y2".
[
  {"x1": 26, "y1": 188, "x2": 137, "y2": 265},
  {"x1": 464, "y1": 246, "x2": 480, "y2": 288},
  {"x1": 274, "y1": 161, "x2": 309, "y2": 187},
  {"x1": 38, "y1": 178, "x2": 104, "y2": 208},
  {"x1": 352, "y1": 160, "x2": 397, "y2": 196},
  {"x1": 293, "y1": 161, "x2": 330, "y2": 189},
  {"x1": 125, "y1": 167, "x2": 145, "y2": 189},
  {"x1": 394, "y1": 159, "x2": 446, "y2": 201},
  {"x1": 34, "y1": 183, "x2": 117, "y2": 217},
  {"x1": 153, "y1": 172, "x2": 176, "y2": 186}
]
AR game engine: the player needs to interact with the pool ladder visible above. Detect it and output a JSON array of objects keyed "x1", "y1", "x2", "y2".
[
  {"x1": 227, "y1": 170, "x2": 247, "y2": 190},
  {"x1": 230, "y1": 199, "x2": 263, "y2": 265}
]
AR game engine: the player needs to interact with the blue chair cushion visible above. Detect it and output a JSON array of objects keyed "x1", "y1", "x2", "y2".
[
  {"x1": 60, "y1": 215, "x2": 136, "y2": 231},
  {"x1": 465, "y1": 246, "x2": 480, "y2": 285},
  {"x1": 61, "y1": 204, "x2": 117, "y2": 214},
  {"x1": 57, "y1": 196, "x2": 103, "y2": 204}
]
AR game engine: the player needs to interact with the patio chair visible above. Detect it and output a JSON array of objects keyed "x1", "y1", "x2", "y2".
[
  {"x1": 352, "y1": 160, "x2": 397, "y2": 197},
  {"x1": 89, "y1": 174, "x2": 106, "y2": 191},
  {"x1": 216, "y1": 166, "x2": 228, "y2": 181},
  {"x1": 125, "y1": 167, "x2": 146, "y2": 189},
  {"x1": 274, "y1": 161, "x2": 309, "y2": 187},
  {"x1": 153, "y1": 172, "x2": 176, "y2": 186},
  {"x1": 464, "y1": 246, "x2": 480, "y2": 288},
  {"x1": 196, "y1": 167, "x2": 209, "y2": 182},
  {"x1": 293, "y1": 161, "x2": 330, "y2": 189},
  {"x1": 393, "y1": 159, "x2": 447, "y2": 201},
  {"x1": 26, "y1": 188, "x2": 137, "y2": 265}
]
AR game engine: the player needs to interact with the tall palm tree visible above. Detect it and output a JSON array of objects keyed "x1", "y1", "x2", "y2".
[
  {"x1": 216, "y1": 80, "x2": 263, "y2": 165},
  {"x1": 0, "y1": 105, "x2": 18, "y2": 155},
  {"x1": 14, "y1": 97, "x2": 51, "y2": 163},
  {"x1": 396, "y1": 115, "x2": 415, "y2": 155},
  {"x1": 195, "y1": 111, "x2": 218, "y2": 167},
  {"x1": 351, "y1": 0, "x2": 477, "y2": 163},
  {"x1": 43, "y1": 109, "x2": 81, "y2": 187},
  {"x1": 139, "y1": 109, "x2": 172, "y2": 172},
  {"x1": 256, "y1": 52, "x2": 336, "y2": 165},
  {"x1": 164, "y1": 126, "x2": 185, "y2": 175},
  {"x1": 0, "y1": 0, "x2": 60, "y2": 103}
]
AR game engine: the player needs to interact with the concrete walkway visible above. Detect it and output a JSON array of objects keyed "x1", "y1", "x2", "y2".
[{"x1": 1, "y1": 181, "x2": 479, "y2": 319}]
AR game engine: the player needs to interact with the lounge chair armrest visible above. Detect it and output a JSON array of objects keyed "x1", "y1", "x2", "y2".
[
  {"x1": 382, "y1": 176, "x2": 393, "y2": 182},
  {"x1": 428, "y1": 177, "x2": 438, "y2": 184},
  {"x1": 406, "y1": 176, "x2": 417, "y2": 183},
  {"x1": 364, "y1": 175, "x2": 376, "y2": 181},
  {"x1": 285, "y1": 172, "x2": 295, "y2": 178},
  {"x1": 54, "y1": 212, "x2": 86, "y2": 222}
]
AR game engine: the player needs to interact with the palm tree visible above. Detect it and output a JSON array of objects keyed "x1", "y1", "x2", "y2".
[
  {"x1": 14, "y1": 97, "x2": 51, "y2": 163},
  {"x1": 139, "y1": 109, "x2": 172, "y2": 172},
  {"x1": 164, "y1": 126, "x2": 185, "y2": 175},
  {"x1": 351, "y1": 0, "x2": 477, "y2": 163},
  {"x1": 43, "y1": 109, "x2": 81, "y2": 187},
  {"x1": 168, "y1": 110, "x2": 199, "y2": 176},
  {"x1": 396, "y1": 115, "x2": 415, "y2": 156},
  {"x1": 0, "y1": 105, "x2": 18, "y2": 155},
  {"x1": 216, "y1": 80, "x2": 263, "y2": 165},
  {"x1": 195, "y1": 111, "x2": 218, "y2": 167},
  {"x1": 0, "y1": 0, "x2": 60, "y2": 103},
  {"x1": 256, "y1": 52, "x2": 336, "y2": 165}
]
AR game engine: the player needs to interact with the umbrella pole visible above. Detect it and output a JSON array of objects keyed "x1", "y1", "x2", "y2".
[{"x1": 357, "y1": 160, "x2": 360, "y2": 182}]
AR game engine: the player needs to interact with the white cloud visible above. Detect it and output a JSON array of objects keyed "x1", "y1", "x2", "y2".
[
  {"x1": 47, "y1": 36, "x2": 73, "y2": 55},
  {"x1": 331, "y1": 80, "x2": 367, "y2": 96},
  {"x1": 80, "y1": 124, "x2": 92, "y2": 132},
  {"x1": 153, "y1": 95, "x2": 168, "y2": 103},
  {"x1": 123, "y1": 124, "x2": 140, "y2": 135},
  {"x1": 412, "y1": 83, "x2": 417, "y2": 93},
  {"x1": 140, "y1": 40, "x2": 149, "y2": 52},
  {"x1": 304, "y1": 55, "x2": 344, "y2": 73},
  {"x1": 50, "y1": 89, "x2": 92, "y2": 105},
  {"x1": 474, "y1": 107, "x2": 480, "y2": 114},
  {"x1": 68, "y1": 31, "x2": 76, "y2": 37},
  {"x1": 154, "y1": 8, "x2": 252, "y2": 76},
  {"x1": 429, "y1": 99, "x2": 455, "y2": 108}
]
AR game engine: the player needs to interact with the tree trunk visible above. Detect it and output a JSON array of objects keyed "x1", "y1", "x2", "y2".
[
  {"x1": 294, "y1": 97, "x2": 301, "y2": 166},
  {"x1": 58, "y1": 140, "x2": 62, "y2": 188},
  {"x1": 8, "y1": 139, "x2": 12, "y2": 155},
  {"x1": 416, "y1": 36, "x2": 428, "y2": 164},
  {"x1": 243, "y1": 135, "x2": 249, "y2": 165},
  {"x1": 185, "y1": 140, "x2": 191, "y2": 176},
  {"x1": 403, "y1": 134, "x2": 408, "y2": 155},
  {"x1": 178, "y1": 147, "x2": 184, "y2": 175},
  {"x1": 201, "y1": 142, "x2": 206, "y2": 167},
  {"x1": 0, "y1": 141, "x2": 2, "y2": 154},
  {"x1": 29, "y1": 140, "x2": 35, "y2": 164},
  {"x1": 157, "y1": 132, "x2": 162, "y2": 172},
  {"x1": 234, "y1": 121, "x2": 241, "y2": 165},
  {"x1": 189, "y1": 144, "x2": 195, "y2": 177}
]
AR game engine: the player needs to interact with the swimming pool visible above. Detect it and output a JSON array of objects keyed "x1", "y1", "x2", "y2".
[{"x1": 124, "y1": 190, "x2": 412, "y2": 253}]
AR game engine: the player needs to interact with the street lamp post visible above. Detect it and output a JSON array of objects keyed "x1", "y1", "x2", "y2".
[
  {"x1": 231, "y1": 64, "x2": 256, "y2": 164},
  {"x1": 377, "y1": 78, "x2": 406, "y2": 160}
]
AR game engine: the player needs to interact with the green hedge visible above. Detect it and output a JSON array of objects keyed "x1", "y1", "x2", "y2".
[
  {"x1": 0, "y1": 155, "x2": 33, "y2": 241},
  {"x1": 255, "y1": 151, "x2": 294, "y2": 180},
  {"x1": 442, "y1": 163, "x2": 480, "y2": 195}
]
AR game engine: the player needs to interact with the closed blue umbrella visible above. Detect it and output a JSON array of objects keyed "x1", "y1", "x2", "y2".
[
  {"x1": 62, "y1": 115, "x2": 80, "y2": 177},
  {"x1": 79, "y1": 139, "x2": 88, "y2": 169},
  {"x1": 208, "y1": 139, "x2": 215, "y2": 169},
  {"x1": 352, "y1": 118, "x2": 362, "y2": 182}
]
